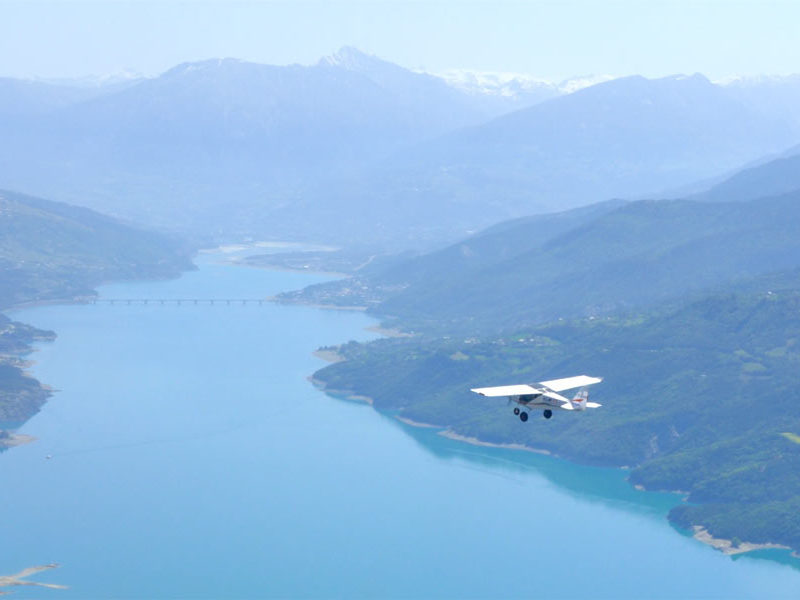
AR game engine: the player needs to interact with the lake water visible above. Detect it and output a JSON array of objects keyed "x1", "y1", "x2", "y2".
[{"x1": 3, "y1": 251, "x2": 800, "y2": 599}]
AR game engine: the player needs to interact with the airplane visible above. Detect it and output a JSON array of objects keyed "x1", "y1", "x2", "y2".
[{"x1": 471, "y1": 375, "x2": 603, "y2": 422}]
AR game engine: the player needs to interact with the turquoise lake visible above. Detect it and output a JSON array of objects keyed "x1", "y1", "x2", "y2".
[{"x1": 3, "y1": 250, "x2": 800, "y2": 599}]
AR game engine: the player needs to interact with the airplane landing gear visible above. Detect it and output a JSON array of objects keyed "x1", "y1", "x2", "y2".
[
  {"x1": 543, "y1": 409, "x2": 553, "y2": 419},
  {"x1": 519, "y1": 411, "x2": 529, "y2": 422},
  {"x1": 513, "y1": 407, "x2": 520, "y2": 415}
]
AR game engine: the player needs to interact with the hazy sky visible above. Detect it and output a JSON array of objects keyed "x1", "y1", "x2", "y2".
[{"x1": 2, "y1": 0, "x2": 799, "y2": 80}]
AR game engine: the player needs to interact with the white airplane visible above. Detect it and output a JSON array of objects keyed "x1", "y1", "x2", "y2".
[{"x1": 471, "y1": 375, "x2": 603, "y2": 422}]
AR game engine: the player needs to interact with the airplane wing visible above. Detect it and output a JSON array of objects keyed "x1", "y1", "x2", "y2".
[
  {"x1": 470, "y1": 384, "x2": 540, "y2": 397},
  {"x1": 470, "y1": 386, "x2": 575, "y2": 410},
  {"x1": 539, "y1": 375, "x2": 603, "y2": 392}
]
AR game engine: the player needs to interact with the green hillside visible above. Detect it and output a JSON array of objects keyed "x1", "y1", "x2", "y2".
[
  {"x1": 0, "y1": 189, "x2": 193, "y2": 308},
  {"x1": 282, "y1": 190, "x2": 800, "y2": 334},
  {"x1": 276, "y1": 199, "x2": 626, "y2": 312},
  {"x1": 0, "y1": 189, "x2": 194, "y2": 442},
  {"x1": 697, "y1": 146, "x2": 800, "y2": 203},
  {"x1": 0, "y1": 314, "x2": 54, "y2": 424},
  {"x1": 295, "y1": 156, "x2": 800, "y2": 553},
  {"x1": 313, "y1": 284, "x2": 800, "y2": 551}
]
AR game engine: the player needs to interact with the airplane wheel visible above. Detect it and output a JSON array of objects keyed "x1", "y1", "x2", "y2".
[
  {"x1": 513, "y1": 407, "x2": 520, "y2": 415},
  {"x1": 519, "y1": 412, "x2": 528, "y2": 422},
  {"x1": 543, "y1": 409, "x2": 553, "y2": 419}
]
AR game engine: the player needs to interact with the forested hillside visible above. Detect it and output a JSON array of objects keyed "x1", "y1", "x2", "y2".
[
  {"x1": 299, "y1": 157, "x2": 800, "y2": 553},
  {"x1": 314, "y1": 284, "x2": 800, "y2": 551},
  {"x1": 281, "y1": 189, "x2": 800, "y2": 334},
  {"x1": 0, "y1": 189, "x2": 193, "y2": 308},
  {"x1": 0, "y1": 189, "x2": 193, "y2": 441}
]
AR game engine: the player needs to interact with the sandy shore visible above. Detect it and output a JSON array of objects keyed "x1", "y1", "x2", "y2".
[
  {"x1": 633, "y1": 482, "x2": 690, "y2": 495},
  {"x1": 0, "y1": 433, "x2": 36, "y2": 449},
  {"x1": 394, "y1": 415, "x2": 440, "y2": 428},
  {"x1": 313, "y1": 349, "x2": 346, "y2": 363},
  {"x1": 205, "y1": 241, "x2": 338, "y2": 254},
  {"x1": 692, "y1": 526, "x2": 791, "y2": 556},
  {"x1": 267, "y1": 297, "x2": 367, "y2": 311},
  {"x1": 323, "y1": 390, "x2": 374, "y2": 405},
  {"x1": 6, "y1": 294, "x2": 94, "y2": 312},
  {"x1": 308, "y1": 377, "x2": 374, "y2": 405},
  {"x1": 437, "y1": 429, "x2": 552, "y2": 455},
  {"x1": 0, "y1": 563, "x2": 67, "y2": 592}
]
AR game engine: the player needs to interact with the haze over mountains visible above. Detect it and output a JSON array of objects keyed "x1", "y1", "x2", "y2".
[
  {"x1": 2, "y1": 47, "x2": 800, "y2": 248},
  {"x1": 0, "y1": 189, "x2": 192, "y2": 309},
  {"x1": 278, "y1": 147, "x2": 800, "y2": 332}
]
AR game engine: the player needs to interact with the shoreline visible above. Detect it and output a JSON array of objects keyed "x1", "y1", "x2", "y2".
[
  {"x1": 308, "y1": 377, "x2": 374, "y2": 405},
  {"x1": 4, "y1": 265, "x2": 194, "y2": 315},
  {"x1": 437, "y1": 429, "x2": 553, "y2": 455},
  {"x1": 233, "y1": 261, "x2": 348, "y2": 278},
  {"x1": 0, "y1": 433, "x2": 37, "y2": 450},
  {"x1": 268, "y1": 297, "x2": 367, "y2": 311},
  {"x1": 203, "y1": 241, "x2": 339, "y2": 254},
  {"x1": 691, "y1": 526, "x2": 791, "y2": 556},
  {"x1": 4, "y1": 294, "x2": 95, "y2": 313},
  {"x1": 14, "y1": 243, "x2": 797, "y2": 562},
  {"x1": 312, "y1": 349, "x2": 346, "y2": 363},
  {"x1": 317, "y1": 377, "x2": 798, "y2": 560},
  {"x1": 211, "y1": 239, "x2": 348, "y2": 276},
  {"x1": 394, "y1": 415, "x2": 440, "y2": 428},
  {"x1": 0, "y1": 563, "x2": 66, "y2": 592}
]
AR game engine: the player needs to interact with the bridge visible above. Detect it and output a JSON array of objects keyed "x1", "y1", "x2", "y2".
[{"x1": 90, "y1": 298, "x2": 270, "y2": 306}]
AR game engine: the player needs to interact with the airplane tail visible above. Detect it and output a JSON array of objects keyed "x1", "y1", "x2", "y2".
[
  {"x1": 572, "y1": 389, "x2": 589, "y2": 410},
  {"x1": 572, "y1": 388, "x2": 601, "y2": 410}
]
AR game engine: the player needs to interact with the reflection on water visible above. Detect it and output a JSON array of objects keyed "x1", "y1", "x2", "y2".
[{"x1": 388, "y1": 414, "x2": 679, "y2": 514}]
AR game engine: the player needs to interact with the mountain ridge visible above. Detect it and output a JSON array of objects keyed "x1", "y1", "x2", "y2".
[{"x1": 3, "y1": 50, "x2": 800, "y2": 248}]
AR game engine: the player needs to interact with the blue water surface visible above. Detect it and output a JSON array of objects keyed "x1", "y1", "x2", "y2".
[{"x1": 2, "y1": 252, "x2": 800, "y2": 599}]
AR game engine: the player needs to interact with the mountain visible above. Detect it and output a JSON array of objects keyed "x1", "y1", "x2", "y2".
[
  {"x1": 0, "y1": 77, "x2": 124, "y2": 117},
  {"x1": 268, "y1": 73, "x2": 800, "y2": 249},
  {"x1": 435, "y1": 69, "x2": 616, "y2": 114},
  {"x1": 312, "y1": 281, "x2": 800, "y2": 553},
  {"x1": 3, "y1": 53, "x2": 800, "y2": 248},
  {"x1": 279, "y1": 189, "x2": 800, "y2": 333},
  {"x1": 0, "y1": 189, "x2": 193, "y2": 308},
  {"x1": 695, "y1": 144, "x2": 800, "y2": 203},
  {"x1": 0, "y1": 189, "x2": 194, "y2": 437},
  {"x1": 301, "y1": 168, "x2": 800, "y2": 554},
  {"x1": 0, "y1": 313, "x2": 54, "y2": 427},
  {"x1": 0, "y1": 49, "x2": 495, "y2": 236},
  {"x1": 276, "y1": 199, "x2": 626, "y2": 308},
  {"x1": 318, "y1": 74, "x2": 799, "y2": 237},
  {"x1": 720, "y1": 74, "x2": 800, "y2": 127}
]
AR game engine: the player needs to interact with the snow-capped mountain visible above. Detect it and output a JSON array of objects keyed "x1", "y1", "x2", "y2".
[
  {"x1": 3, "y1": 47, "x2": 800, "y2": 248},
  {"x1": 435, "y1": 69, "x2": 615, "y2": 97},
  {"x1": 321, "y1": 48, "x2": 611, "y2": 115}
]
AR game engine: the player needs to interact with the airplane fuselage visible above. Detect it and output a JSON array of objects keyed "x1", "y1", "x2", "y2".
[
  {"x1": 470, "y1": 375, "x2": 602, "y2": 422},
  {"x1": 515, "y1": 394, "x2": 568, "y2": 409}
]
